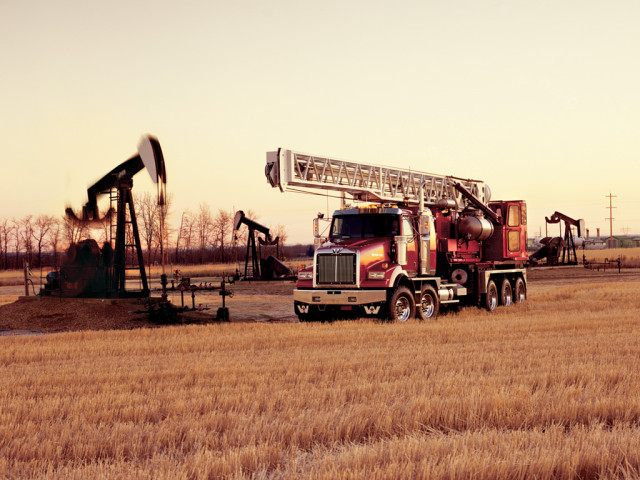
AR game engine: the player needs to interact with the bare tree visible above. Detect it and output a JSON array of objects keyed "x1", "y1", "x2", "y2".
[
  {"x1": 0, "y1": 219, "x2": 10, "y2": 270},
  {"x1": 0, "y1": 220, "x2": 3, "y2": 270},
  {"x1": 98, "y1": 212, "x2": 112, "y2": 245},
  {"x1": 154, "y1": 193, "x2": 172, "y2": 267},
  {"x1": 47, "y1": 218, "x2": 62, "y2": 267},
  {"x1": 213, "y1": 209, "x2": 232, "y2": 263},
  {"x1": 174, "y1": 211, "x2": 186, "y2": 264},
  {"x1": 21, "y1": 216, "x2": 35, "y2": 267},
  {"x1": 270, "y1": 224, "x2": 288, "y2": 248},
  {"x1": 196, "y1": 203, "x2": 214, "y2": 264},
  {"x1": 135, "y1": 192, "x2": 158, "y2": 267},
  {"x1": 62, "y1": 214, "x2": 89, "y2": 246},
  {"x1": 12, "y1": 218, "x2": 22, "y2": 269},
  {"x1": 182, "y1": 211, "x2": 195, "y2": 264},
  {"x1": 32, "y1": 215, "x2": 56, "y2": 267}
]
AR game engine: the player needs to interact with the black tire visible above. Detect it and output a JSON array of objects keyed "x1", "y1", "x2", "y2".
[
  {"x1": 499, "y1": 279, "x2": 513, "y2": 307},
  {"x1": 514, "y1": 277, "x2": 526, "y2": 304},
  {"x1": 484, "y1": 279, "x2": 498, "y2": 312},
  {"x1": 387, "y1": 286, "x2": 415, "y2": 322},
  {"x1": 417, "y1": 285, "x2": 439, "y2": 321}
]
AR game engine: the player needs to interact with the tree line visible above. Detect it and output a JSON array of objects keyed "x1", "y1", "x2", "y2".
[{"x1": 0, "y1": 196, "x2": 299, "y2": 270}]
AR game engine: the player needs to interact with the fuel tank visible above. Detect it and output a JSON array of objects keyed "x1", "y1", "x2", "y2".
[{"x1": 458, "y1": 215, "x2": 494, "y2": 242}]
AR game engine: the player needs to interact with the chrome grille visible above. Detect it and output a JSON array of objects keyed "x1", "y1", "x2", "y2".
[{"x1": 316, "y1": 254, "x2": 356, "y2": 285}]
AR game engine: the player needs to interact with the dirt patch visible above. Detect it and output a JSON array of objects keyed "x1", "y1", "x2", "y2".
[
  {"x1": 162, "y1": 280, "x2": 297, "y2": 323},
  {"x1": 0, "y1": 297, "x2": 155, "y2": 333},
  {"x1": 0, "y1": 281, "x2": 299, "y2": 334},
  {"x1": 2, "y1": 271, "x2": 639, "y2": 334}
]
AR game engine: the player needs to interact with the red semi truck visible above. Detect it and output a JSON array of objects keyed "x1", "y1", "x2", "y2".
[{"x1": 266, "y1": 149, "x2": 528, "y2": 322}]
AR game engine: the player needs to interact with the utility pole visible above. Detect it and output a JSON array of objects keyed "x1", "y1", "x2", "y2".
[{"x1": 605, "y1": 193, "x2": 616, "y2": 249}]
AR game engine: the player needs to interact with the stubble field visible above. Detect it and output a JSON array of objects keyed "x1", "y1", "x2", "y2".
[{"x1": 1, "y1": 267, "x2": 640, "y2": 479}]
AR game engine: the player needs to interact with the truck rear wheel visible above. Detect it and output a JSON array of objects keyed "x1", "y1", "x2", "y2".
[
  {"x1": 417, "y1": 285, "x2": 439, "y2": 321},
  {"x1": 514, "y1": 277, "x2": 526, "y2": 303},
  {"x1": 499, "y1": 279, "x2": 512, "y2": 306},
  {"x1": 388, "y1": 286, "x2": 415, "y2": 322},
  {"x1": 484, "y1": 280, "x2": 498, "y2": 312}
]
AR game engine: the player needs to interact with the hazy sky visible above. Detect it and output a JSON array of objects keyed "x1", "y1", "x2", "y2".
[{"x1": 2, "y1": 0, "x2": 639, "y2": 243}]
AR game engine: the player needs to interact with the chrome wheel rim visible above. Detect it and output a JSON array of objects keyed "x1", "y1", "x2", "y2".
[
  {"x1": 503, "y1": 285, "x2": 512, "y2": 306},
  {"x1": 395, "y1": 297, "x2": 411, "y2": 322},
  {"x1": 488, "y1": 286, "x2": 497, "y2": 311},
  {"x1": 421, "y1": 296, "x2": 435, "y2": 318}
]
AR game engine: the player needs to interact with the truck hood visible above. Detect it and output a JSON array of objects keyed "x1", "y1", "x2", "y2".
[{"x1": 319, "y1": 238, "x2": 390, "y2": 263}]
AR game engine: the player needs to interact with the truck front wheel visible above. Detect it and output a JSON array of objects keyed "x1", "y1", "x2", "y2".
[
  {"x1": 388, "y1": 286, "x2": 415, "y2": 322},
  {"x1": 417, "y1": 285, "x2": 439, "y2": 321}
]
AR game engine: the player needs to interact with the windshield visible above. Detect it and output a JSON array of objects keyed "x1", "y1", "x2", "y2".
[{"x1": 330, "y1": 214, "x2": 400, "y2": 240}]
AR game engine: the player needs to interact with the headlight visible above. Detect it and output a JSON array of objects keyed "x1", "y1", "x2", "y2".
[
  {"x1": 368, "y1": 271, "x2": 385, "y2": 280},
  {"x1": 298, "y1": 271, "x2": 313, "y2": 280}
]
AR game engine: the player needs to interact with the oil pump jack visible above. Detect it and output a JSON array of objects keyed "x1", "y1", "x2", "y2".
[
  {"x1": 530, "y1": 211, "x2": 585, "y2": 266},
  {"x1": 233, "y1": 210, "x2": 292, "y2": 280},
  {"x1": 44, "y1": 135, "x2": 166, "y2": 298}
]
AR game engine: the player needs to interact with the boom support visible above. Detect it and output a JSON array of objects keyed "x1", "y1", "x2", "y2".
[{"x1": 266, "y1": 148, "x2": 491, "y2": 210}]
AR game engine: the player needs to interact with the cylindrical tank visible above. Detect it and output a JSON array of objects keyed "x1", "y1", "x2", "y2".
[
  {"x1": 438, "y1": 287, "x2": 454, "y2": 302},
  {"x1": 394, "y1": 236, "x2": 408, "y2": 266},
  {"x1": 437, "y1": 198, "x2": 457, "y2": 209},
  {"x1": 572, "y1": 236, "x2": 585, "y2": 247},
  {"x1": 458, "y1": 215, "x2": 494, "y2": 241}
]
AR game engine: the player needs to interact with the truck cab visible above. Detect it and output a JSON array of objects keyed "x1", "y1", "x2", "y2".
[{"x1": 295, "y1": 205, "x2": 439, "y2": 321}]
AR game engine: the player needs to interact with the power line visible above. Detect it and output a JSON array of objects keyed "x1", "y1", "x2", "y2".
[{"x1": 605, "y1": 193, "x2": 616, "y2": 248}]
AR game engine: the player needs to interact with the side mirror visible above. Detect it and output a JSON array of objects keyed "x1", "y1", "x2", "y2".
[{"x1": 313, "y1": 216, "x2": 331, "y2": 241}]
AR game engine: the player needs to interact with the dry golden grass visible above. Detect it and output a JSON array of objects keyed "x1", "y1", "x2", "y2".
[
  {"x1": 582, "y1": 247, "x2": 640, "y2": 268},
  {"x1": 0, "y1": 295, "x2": 20, "y2": 307},
  {"x1": 0, "y1": 260, "x2": 305, "y2": 286},
  {"x1": 1, "y1": 279, "x2": 640, "y2": 478},
  {"x1": 168, "y1": 259, "x2": 306, "y2": 279},
  {"x1": 0, "y1": 269, "x2": 24, "y2": 287}
]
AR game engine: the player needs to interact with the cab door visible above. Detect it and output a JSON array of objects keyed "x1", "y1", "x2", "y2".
[
  {"x1": 505, "y1": 202, "x2": 528, "y2": 260},
  {"x1": 402, "y1": 215, "x2": 419, "y2": 276}
]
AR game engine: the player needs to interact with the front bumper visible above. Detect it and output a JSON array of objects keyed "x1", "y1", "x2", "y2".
[{"x1": 294, "y1": 289, "x2": 387, "y2": 305}]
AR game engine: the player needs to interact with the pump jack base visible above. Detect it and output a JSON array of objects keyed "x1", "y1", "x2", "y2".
[{"x1": 216, "y1": 307, "x2": 230, "y2": 322}]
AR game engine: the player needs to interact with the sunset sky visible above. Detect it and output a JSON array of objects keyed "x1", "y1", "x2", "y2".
[{"x1": 2, "y1": 0, "x2": 639, "y2": 244}]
